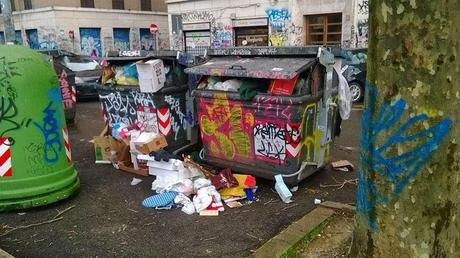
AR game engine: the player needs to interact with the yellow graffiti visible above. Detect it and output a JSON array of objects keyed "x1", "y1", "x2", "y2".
[
  {"x1": 200, "y1": 94, "x2": 252, "y2": 160},
  {"x1": 269, "y1": 34, "x2": 288, "y2": 46},
  {"x1": 301, "y1": 103, "x2": 319, "y2": 162},
  {"x1": 201, "y1": 116, "x2": 218, "y2": 136},
  {"x1": 229, "y1": 127, "x2": 251, "y2": 158},
  {"x1": 245, "y1": 113, "x2": 254, "y2": 127},
  {"x1": 210, "y1": 141, "x2": 219, "y2": 156},
  {"x1": 216, "y1": 131, "x2": 235, "y2": 159}
]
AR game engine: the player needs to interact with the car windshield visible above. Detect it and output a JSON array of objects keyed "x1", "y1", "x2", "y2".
[{"x1": 62, "y1": 55, "x2": 100, "y2": 72}]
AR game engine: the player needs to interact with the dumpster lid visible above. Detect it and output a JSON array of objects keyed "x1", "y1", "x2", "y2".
[
  {"x1": 106, "y1": 50, "x2": 179, "y2": 61},
  {"x1": 184, "y1": 56, "x2": 316, "y2": 80}
]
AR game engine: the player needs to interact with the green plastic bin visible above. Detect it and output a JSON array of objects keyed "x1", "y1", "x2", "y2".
[{"x1": 0, "y1": 46, "x2": 79, "y2": 211}]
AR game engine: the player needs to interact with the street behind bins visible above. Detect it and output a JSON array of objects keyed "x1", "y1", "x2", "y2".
[{"x1": 0, "y1": 101, "x2": 361, "y2": 257}]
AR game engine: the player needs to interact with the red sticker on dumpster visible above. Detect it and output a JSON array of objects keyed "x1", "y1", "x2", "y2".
[{"x1": 285, "y1": 123, "x2": 301, "y2": 158}]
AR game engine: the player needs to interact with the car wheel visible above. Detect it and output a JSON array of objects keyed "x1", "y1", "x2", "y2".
[{"x1": 349, "y1": 82, "x2": 364, "y2": 103}]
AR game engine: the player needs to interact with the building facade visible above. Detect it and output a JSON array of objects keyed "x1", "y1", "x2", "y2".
[
  {"x1": 0, "y1": 0, "x2": 170, "y2": 56},
  {"x1": 166, "y1": 0, "x2": 369, "y2": 54}
]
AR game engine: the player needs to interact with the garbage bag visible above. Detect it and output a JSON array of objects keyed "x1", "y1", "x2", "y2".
[{"x1": 335, "y1": 66, "x2": 352, "y2": 120}]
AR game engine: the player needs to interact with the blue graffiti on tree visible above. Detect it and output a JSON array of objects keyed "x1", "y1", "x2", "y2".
[
  {"x1": 356, "y1": 82, "x2": 452, "y2": 231},
  {"x1": 33, "y1": 88, "x2": 63, "y2": 163}
]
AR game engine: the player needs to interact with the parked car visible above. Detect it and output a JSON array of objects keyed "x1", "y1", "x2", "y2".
[
  {"x1": 38, "y1": 49, "x2": 102, "y2": 100},
  {"x1": 341, "y1": 48, "x2": 367, "y2": 102}
]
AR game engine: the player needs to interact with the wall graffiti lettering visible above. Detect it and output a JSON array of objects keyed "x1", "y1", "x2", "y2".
[
  {"x1": 213, "y1": 23, "x2": 233, "y2": 48},
  {"x1": 358, "y1": 0, "x2": 369, "y2": 15},
  {"x1": 356, "y1": 82, "x2": 452, "y2": 231},
  {"x1": 181, "y1": 11, "x2": 215, "y2": 23},
  {"x1": 80, "y1": 28, "x2": 102, "y2": 57},
  {"x1": 266, "y1": 8, "x2": 290, "y2": 31},
  {"x1": 265, "y1": 8, "x2": 304, "y2": 46}
]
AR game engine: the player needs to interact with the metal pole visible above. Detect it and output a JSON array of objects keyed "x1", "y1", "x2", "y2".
[{"x1": 1, "y1": 0, "x2": 16, "y2": 44}]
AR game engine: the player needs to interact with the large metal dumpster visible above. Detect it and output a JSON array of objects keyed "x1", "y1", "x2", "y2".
[
  {"x1": 98, "y1": 50, "x2": 194, "y2": 153},
  {"x1": 0, "y1": 46, "x2": 79, "y2": 211},
  {"x1": 186, "y1": 46, "x2": 339, "y2": 185}
]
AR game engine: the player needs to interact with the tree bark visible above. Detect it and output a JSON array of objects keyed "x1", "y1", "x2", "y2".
[{"x1": 350, "y1": 1, "x2": 459, "y2": 257}]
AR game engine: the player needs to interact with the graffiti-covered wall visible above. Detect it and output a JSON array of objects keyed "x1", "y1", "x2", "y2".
[
  {"x1": 168, "y1": 0, "x2": 361, "y2": 50},
  {"x1": 355, "y1": 0, "x2": 369, "y2": 48},
  {"x1": 0, "y1": 7, "x2": 169, "y2": 55}
]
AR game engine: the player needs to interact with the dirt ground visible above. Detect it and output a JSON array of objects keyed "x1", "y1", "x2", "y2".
[
  {"x1": 296, "y1": 212, "x2": 354, "y2": 258},
  {"x1": 0, "y1": 101, "x2": 362, "y2": 257}
]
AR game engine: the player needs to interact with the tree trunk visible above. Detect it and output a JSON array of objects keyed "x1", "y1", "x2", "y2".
[{"x1": 350, "y1": 1, "x2": 459, "y2": 257}]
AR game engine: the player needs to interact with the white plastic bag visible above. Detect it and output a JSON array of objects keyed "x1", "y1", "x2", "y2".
[{"x1": 335, "y1": 67, "x2": 352, "y2": 120}]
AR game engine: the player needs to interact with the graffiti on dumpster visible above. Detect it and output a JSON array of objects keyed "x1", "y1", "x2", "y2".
[
  {"x1": 164, "y1": 95, "x2": 189, "y2": 140},
  {"x1": 33, "y1": 88, "x2": 63, "y2": 163},
  {"x1": 99, "y1": 91, "x2": 156, "y2": 126},
  {"x1": 24, "y1": 142, "x2": 53, "y2": 175},
  {"x1": 0, "y1": 57, "x2": 20, "y2": 100},
  {"x1": 356, "y1": 83, "x2": 451, "y2": 231},
  {"x1": 0, "y1": 97, "x2": 32, "y2": 146},
  {"x1": 253, "y1": 121, "x2": 287, "y2": 163},
  {"x1": 301, "y1": 103, "x2": 318, "y2": 162},
  {"x1": 0, "y1": 57, "x2": 30, "y2": 146},
  {"x1": 252, "y1": 121, "x2": 302, "y2": 164},
  {"x1": 285, "y1": 123, "x2": 301, "y2": 158},
  {"x1": 254, "y1": 96, "x2": 294, "y2": 120},
  {"x1": 59, "y1": 70, "x2": 74, "y2": 109},
  {"x1": 198, "y1": 93, "x2": 253, "y2": 161}
]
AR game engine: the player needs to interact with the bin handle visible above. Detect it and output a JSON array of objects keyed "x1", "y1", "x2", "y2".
[{"x1": 229, "y1": 65, "x2": 246, "y2": 70}]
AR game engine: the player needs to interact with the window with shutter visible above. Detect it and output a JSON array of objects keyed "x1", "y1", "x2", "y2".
[
  {"x1": 81, "y1": 0, "x2": 95, "y2": 8},
  {"x1": 305, "y1": 13, "x2": 342, "y2": 46},
  {"x1": 24, "y1": 0, "x2": 32, "y2": 10},
  {"x1": 141, "y1": 0, "x2": 151, "y2": 11},
  {"x1": 112, "y1": 0, "x2": 124, "y2": 10}
]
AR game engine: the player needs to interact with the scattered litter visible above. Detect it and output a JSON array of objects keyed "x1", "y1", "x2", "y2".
[
  {"x1": 281, "y1": 203, "x2": 298, "y2": 211},
  {"x1": 246, "y1": 233, "x2": 263, "y2": 241},
  {"x1": 314, "y1": 199, "x2": 322, "y2": 205},
  {"x1": 274, "y1": 174, "x2": 293, "y2": 203},
  {"x1": 127, "y1": 208, "x2": 139, "y2": 213},
  {"x1": 264, "y1": 199, "x2": 275, "y2": 205},
  {"x1": 226, "y1": 201, "x2": 243, "y2": 208},
  {"x1": 17, "y1": 213, "x2": 26, "y2": 216},
  {"x1": 199, "y1": 210, "x2": 219, "y2": 216},
  {"x1": 320, "y1": 179, "x2": 358, "y2": 189},
  {"x1": 290, "y1": 186, "x2": 299, "y2": 192},
  {"x1": 331, "y1": 160, "x2": 354, "y2": 172},
  {"x1": 1, "y1": 205, "x2": 75, "y2": 237},
  {"x1": 130, "y1": 178, "x2": 143, "y2": 186}
]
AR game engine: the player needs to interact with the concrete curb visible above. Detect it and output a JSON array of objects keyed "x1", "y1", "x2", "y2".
[
  {"x1": 0, "y1": 248, "x2": 14, "y2": 258},
  {"x1": 251, "y1": 206, "x2": 335, "y2": 258},
  {"x1": 320, "y1": 201, "x2": 356, "y2": 212}
]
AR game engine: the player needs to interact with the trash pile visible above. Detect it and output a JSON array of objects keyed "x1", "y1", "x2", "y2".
[
  {"x1": 196, "y1": 71, "x2": 315, "y2": 99},
  {"x1": 141, "y1": 156, "x2": 258, "y2": 216},
  {"x1": 93, "y1": 117, "x2": 259, "y2": 216}
]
